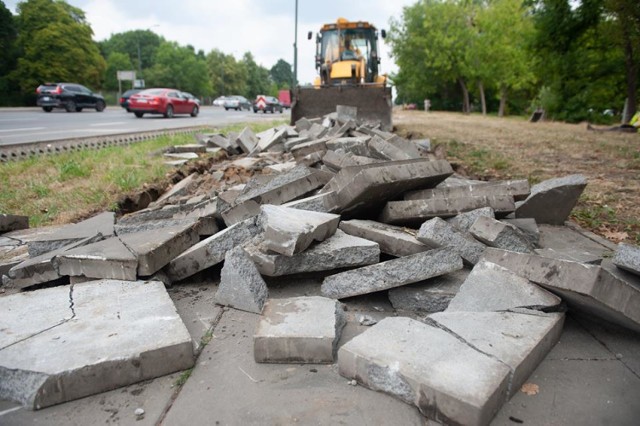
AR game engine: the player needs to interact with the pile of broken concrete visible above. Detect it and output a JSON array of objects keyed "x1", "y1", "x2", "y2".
[{"x1": 1, "y1": 107, "x2": 640, "y2": 425}]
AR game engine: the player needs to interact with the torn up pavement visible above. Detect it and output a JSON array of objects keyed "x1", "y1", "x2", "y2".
[{"x1": 1, "y1": 110, "x2": 640, "y2": 425}]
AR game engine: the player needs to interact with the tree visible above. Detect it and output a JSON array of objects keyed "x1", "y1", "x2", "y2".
[
  {"x1": 242, "y1": 52, "x2": 272, "y2": 98},
  {"x1": 270, "y1": 59, "x2": 293, "y2": 88},
  {"x1": 104, "y1": 52, "x2": 133, "y2": 92},
  {"x1": 145, "y1": 41, "x2": 212, "y2": 95},
  {"x1": 0, "y1": 1, "x2": 18, "y2": 104},
  {"x1": 12, "y1": 0, "x2": 105, "y2": 92},
  {"x1": 99, "y1": 30, "x2": 162, "y2": 79},
  {"x1": 206, "y1": 49, "x2": 248, "y2": 96}
]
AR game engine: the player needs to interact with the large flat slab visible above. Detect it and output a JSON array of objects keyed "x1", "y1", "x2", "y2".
[
  {"x1": 214, "y1": 247, "x2": 268, "y2": 314},
  {"x1": 339, "y1": 219, "x2": 429, "y2": 257},
  {"x1": 0, "y1": 280, "x2": 193, "y2": 410},
  {"x1": 388, "y1": 269, "x2": 470, "y2": 314},
  {"x1": 515, "y1": 174, "x2": 587, "y2": 225},
  {"x1": 416, "y1": 217, "x2": 487, "y2": 265},
  {"x1": 404, "y1": 180, "x2": 530, "y2": 201}
]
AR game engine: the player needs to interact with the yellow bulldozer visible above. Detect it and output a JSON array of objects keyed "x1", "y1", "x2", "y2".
[{"x1": 291, "y1": 18, "x2": 393, "y2": 130}]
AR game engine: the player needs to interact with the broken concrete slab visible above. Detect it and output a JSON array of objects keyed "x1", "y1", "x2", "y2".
[
  {"x1": 329, "y1": 159, "x2": 453, "y2": 216},
  {"x1": 207, "y1": 134, "x2": 237, "y2": 154},
  {"x1": 336, "y1": 105, "x2": 358, "y2": 122},
  {"x1": 260, "y1": 205, "x2": 340, "y2": 256},
  {"x1": 515, "y1": 174, "x2": 587, "y2": 225},
  {"x1": 265, "y1": 161, "x2": 298, "y2": 174},
  {"x1": 236, "y1": 127, "x2": 258, "y2": 154},
  {"x1": 429, "y1": 310, "x2": 565, "y2": 397},
  {"x1": 163, "y1": 152, "x2": 199, "y2": 161},
  {"x1": 115, "y1": 217, "x2": 215, "y2": 239},
  {"x1": 254, "y1": 296, "x2": 346, "y2": 363},
  {"x1": 153, "y1": 173, "x2": 199, "y2": 206},
  {"x1": 469, "y1": 216, "x2": 535, "y2": 253},
  {"x1": 214, "y1": 247, "x2": 268, "y2": 314},
  {"x1": 338, "y1": 316, "x2": 511, "y2": 425},
  {"x1": 290, "y1": 139, "x2": 328, "y2": 161},
  {"x1": 482, "y1": 248, "x2": 640, "y2": 332},
  {"x1": 119, "y1": 223, "x2": 200, "y2": 276},
  {"x1": 388, "y1": 268, "x2": 470, "y2": 314},
  {"x1": 416, "y1": 217, "x2": 487, "y2": 265},
  {"x1": 170, "y1": 144, "x2": 206, "y2": 154},
  {"x1": 245, "y1": 229, "x2": 379, "y2": 276},
  {"x1": 446, "y1": 207, "x2": 496, "y2": 233},
  {"x1": 445, "y1": 260, "x2": 561, "y2": 312},
  {"x1": 321, "y1": 247, "x2": 463, "y2": 299},
  {"x1": 283, "y1": 136, "x2": 311, "y2": 151},
  {"x1": 339, "y1": 219, "x2": 428, "y2": 257},
  {"x1": 0, "y1": 279, "x2": 193, "y2": 410},
  {"x1": 53, "y1": 237, "x2": 138, "y2": 281},
  {"x1": 404, "y1": 179, "x2": 530, "y2": 202},
  {"x1": 325, "y1": 137, "x2": 371, "y2": 157},
  {"x1": 367, "y1": 135, "x2": 416, "y2": 161},
  {"x1": 27, "y1": 212, "x2": 115, "y2": 257},
  {"x1": 613, "y1": 243, "x2": 640, "y2": 276},
  {"x1": 322, "y1": 150, "x2": 382, "y2": 171},
  {"x1": 282, "y1": 191, "x2": 338, "y2": 213},
  {"x1": 255, "y1": 128, "x2": 286, "y2": 153},
  {"x1": 535, "y1": 247, "x2": 603, "y2": 265},
  {"x1": 502, "y1": 218, "x2": 540, "y2": 246},
  {"x1": 165, "y1": 216, "x2": 263, "y2": 283},
  {"x1": 0, "y1": 214, "x2": 29, "y2": 233},
  {"x1": 381, "y1": 195, "x2": 515, "y2": 225}
]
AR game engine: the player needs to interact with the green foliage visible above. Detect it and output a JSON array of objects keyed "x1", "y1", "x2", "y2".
[
  {"x1": 206, "y1": 49, "x2": 248, "y2": 96},
  {"x1": 58, "y1": 159, "x2": 90, "y2": 181},
  {"x1": 145, "y1": 41, "x2": 212, "y2": 96},
  {"x1": 0, "y1": 1, "x2": 18, "y2": 104},
  {"x1": 270, "y1": 59, "x2": 293, "y2": 88},
  {"x1": 242, "y1": 52, "x2": 272, "y2": 99},
  {"x1": 104, "y1": 52, "x2": 133, "y2": 92},
  {"x1": 99, "y1": 30, "x2": 162, "y2": 77}
]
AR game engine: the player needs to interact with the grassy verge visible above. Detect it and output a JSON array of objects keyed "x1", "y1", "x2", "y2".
[{"x1": 0, "y1": 120, "x2": 285, "y2": 227}]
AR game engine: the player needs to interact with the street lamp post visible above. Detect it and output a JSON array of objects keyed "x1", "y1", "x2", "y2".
[{"x1": 293, "y1": 0, "x2": 298, "y2": 87}]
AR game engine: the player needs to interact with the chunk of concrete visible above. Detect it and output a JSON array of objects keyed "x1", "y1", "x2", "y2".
[
  {"x1": 404, "y1": 180, "x2": 530, "y2": 202},
  {"x1": 321, "y1": 247, "x2": 463, "y2": 299},
  {"x1": 0, "y1": 280, "x2": 193, "y2": 410},
  {"x1": 27, "y1": 212, "x2": 115, "y2": 257},
  {"x1": 469, "y1": 216, "x2": 535, "y2": 253},
  {"x1": 0, "y1": 214, "x2": 29, "y2": 233},
  {"x1": 245, "y1": 229, "x2": 379, "y2": 276},
  {"x1": 260, "y1": 205, "x2": 340, "y2": 256},
  {"x1": 339, "y1": 219, "x2": 428, "y2": 257},
  {"x1": 290, "y1": 139, "x2": 328, "y2": 161},
  {"x1": 283, "y1": 192, "x2": 338, "y2": 213},
  {"x1": 170, "y1": 144, "x2": 206, "y2": 154},
  {"x1": 322, "y1": 150, "x2": 382, "y2": 171},
  {"x1": 368, "y1": 135, "x2": 416, "y2": 161},
  {"x1": 445, "y1": 260, "x2": 561, "y2": 312},
  {"x1": 236, "y1": 127, "x2": 258, "y2": 154},
  {"x1": 388, "y1": 268, "x2": 470, "y2": 314},
  {"x1": 325, "y1": 137, "x2": 371, "y2": 157},
  {"x1": 329, "y1": 159, "x2": 453, "y2": 216},
  {"x1": 502, "y1": 218, "x2": 540, "y2": 246},
  {"x1": 255, "y1": 128, "x2": 287, "y2": 153},
  {"x1": 613, "y1": 243, "x2": 640, "y2": 276},
  {"x1": 534, "y1": 247, "x2": 603, "y2": 265},
  {"x1": 214, "y1": 247, "x2": 268, "y2": 314},
  {"x1": 417, "y1": 217, "x2": 487, "y2": 265},
  {"x1": 163, "y1": 152, "x2": 198, "y2": 160},
  {"x1": 53, "y1": 237, "x2": 138, "y2": 281},
  {"x1": 338, "y1": 317, "x2": 511, "y2": 425},
  {"x1": 153, "y1": 173, "x2": 199, "y2": 205},
  {"x1": 283, "y1": 136, "x2": 311, "y2": 151},
  {"x1": 429, "y1": 310, "x2": 565, "y2": 397},
  {"x1": 515, "y1": 174, "x2": 587, "y2": 225},
  {"x1": 381, "y1": 195, "x2": 515, "y2": 225},
  {"x1": 336, "y1": 105, "x2": 358, "y2": 122},
  {"x1": 165, "y1": 217, "x2": 262, "y2": 283},
  {"x1": 447, "y1": 207, "x2": 496, "y2": 233},
  {"x1": 294, "y1": 117, "x2": 312, "y2": 132},
  {"x1": 254, "y1": 296, "x2": 346, "y2": 363},
  {"x1": 482, "y1": 248, "x2": 640, "y2": 332},
  {"x1": 207, "y1": 134, "x2": 237, "y2": 154}
]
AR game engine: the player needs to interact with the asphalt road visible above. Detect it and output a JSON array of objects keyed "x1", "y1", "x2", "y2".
[{"x1": 0, "y1": 106, "x2": 290, "y2": 146}]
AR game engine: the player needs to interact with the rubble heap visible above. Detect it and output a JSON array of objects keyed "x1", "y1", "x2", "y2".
[{"x1": 1, "y1": 110, "x2": 639, "y2": 425}]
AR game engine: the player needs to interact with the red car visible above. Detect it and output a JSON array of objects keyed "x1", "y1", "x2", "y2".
[{"x1": 128, "y1": 88, "x2": 199, "y2": 118}]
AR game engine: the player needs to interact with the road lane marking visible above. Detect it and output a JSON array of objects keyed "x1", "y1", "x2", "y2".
[
  {"x1": 0, "y1": 127, "x2": 45, "y2": 133},
  {"x1": 89, "y1": 122, "x2": 127, "y2": 126}
]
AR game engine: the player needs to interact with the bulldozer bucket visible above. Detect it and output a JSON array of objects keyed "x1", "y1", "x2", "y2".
[{"x1": 291, "y1": 85, "x2": 393, "y2": 131}]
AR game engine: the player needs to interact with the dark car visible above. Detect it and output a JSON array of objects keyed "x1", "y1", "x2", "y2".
[
  {"x1": 253, "y1": 95, "x2": 283, "y2": 114},
  {"x1": 36, "y1": 83, "x2": 106, "y2": 113},
  {"x1": 127, "y1": 88, "x2": 199, "y2": 118},
  {"x1": 119, "y1": 89, "x2": 142, "y2": 111}
]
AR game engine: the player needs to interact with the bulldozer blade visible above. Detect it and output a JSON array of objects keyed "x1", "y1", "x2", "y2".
[{"x1": 291, "y1": 85, "x2": 393, "y2": 131}]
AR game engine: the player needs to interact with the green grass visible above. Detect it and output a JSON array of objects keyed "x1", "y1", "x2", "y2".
[
  {"x1": 0, "y1": 121, "x2": 285, "y2": 227},
  {"x1": 174, "y1": 368, "x2": 193, "y2": 387},
  {"x1": 442, "y1": 140, "x2": 512, "y2": 176}
]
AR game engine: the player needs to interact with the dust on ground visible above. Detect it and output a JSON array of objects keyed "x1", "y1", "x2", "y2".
[{"x1": 394, "y1": 110, "x2": 640, "y2": 244}]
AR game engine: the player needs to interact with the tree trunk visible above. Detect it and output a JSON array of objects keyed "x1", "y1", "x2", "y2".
[
  {"x1": 498, "y1": 86, "x2": 507, "y2": 117},
  {"x1": 459, "y1": 78, "x2": 470, "y2": 114},
  {"x1": 478, "y1": 81, "x2": 487, "y2": 116},
  {"x1": 622, "y1": 26, "x2": 637, "y2": 123}
]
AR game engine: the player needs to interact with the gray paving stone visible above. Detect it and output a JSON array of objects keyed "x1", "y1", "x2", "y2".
[
  {"x1": 336, "y1": 105, "x2": 358, "y2": 122},
  {"x1": 445, "y1": 260, "x2": 561, "y2": 312},
  {"x1": 613, "y1": 243, "x2": 640, "y2": 276},
  {"x1": 283, "y1": 191, "x2": 338, "y2": 213},
  {"x1": 447, "y1": 207, "x2": 496, "y2": 232},
  {"x1": 322, "y1": 150, "x2": 382, "y2": 171},
  {"x1": 325, "y1": 137, "x2": 372, "y2": 157},
  {"x1": 254, "y1": 296, "x2": 346, "y2": 363},
  {"x1": 338, "y1": 317, "x2": 511, "y2": 425},
  {"x1": 236, "y1": 127, "x2": 258, "y2": 154},
  {"x1": 416, "y1": 217, "x2": 487, "y2": 265},
  {"x1": 321, "y1": 247, "x2": 463, "y2": 299},
  {"x1": 469, "y1": 216, "x2": 535, "y2": 253},
  {"x1": 165, "y1": 217, "x2": 262, "y2": 283},
  {"x1": 381, "y1": 195, "x2": 515, "y2": 225},
  {"x1": 535, "y1": 247, "x2": 603, "y2": 264},
  {"x1": 214, "y1": 247, "x2": 268, "y2": 314},
  {"x1": 245, "y1": 229, "x2": 380, "y2": 276},
  {"x1": 153, "y1": 173, "x2": 199, "y2": 205},
  {"x1": 290, "y1": 139, "x2": 328, "y2": 161},
  {"x1": 388, "y1": 268, "x2": 470, "y2": 314},
  {"x1": 404, "y1": 180, "x2": 530, "y2": 202},
  {"x1": 367, "y1": 135, "x2": 416, "y2": 161},
  {"x1": 255, "y1": 128, "x2": 286, "y2": 153},
  {"x1": 482, "y1": 248, "x2": 640, "y2": 332},
  {"x1": 260, "y1": 205, "x2": 340, "y2": 256},
  {"x1": 294, "y1": 117, "x2": 312, "y2": 132},
  {"x1": 207, "y1": 134, "x2": 237, "y2": 153},
  {"x1": 429, "y1": 310, "x2": 565, "y2": 397},
  {"x1": 170, "y1": 144, "x2": 206, "y2": 154},
  {"x1": 339, "y1": 219, "x2": 428, "y2": 257},
  {"x1": 283, "y1": 136, "x2": 311, "y2": 150},
  {"x1": 119, "y1": 223, "x2": 200, "y2": 276},
  {"x1": 0, "y1": 279, "x2": 193, "y2": 410},
  {"x1": 53, "y1": 237, "x2": 138, "y2": 281},
  {"x1": 515, "y1": 174, "x2": 587, "y2": 225},
  {"x1": 502, "y1": 218, "x2": 540, "y2": 246},
  {"x1": 0, "y1": 214, "x2": 29, "y2": 233},
  {"x1": 27, "y1": 212, "x2": 115, "y2": 257}
]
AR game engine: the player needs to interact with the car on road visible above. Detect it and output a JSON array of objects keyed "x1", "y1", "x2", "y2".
[
  {"x1": 253, "y1": 95, "x2": 284, "y2": 114},
  {"x1": 36, "y1": 82, "x2": 106, "y2": 113},
  {"x1": 182, "y1": 92, "x2": 201, "y2": 105},
  {"x1": 119, "y1": 89, "x2": 142, "y2": 111},
  {"x1": 212, "y1": 96, "x2": 227, "y2": 106},
  {"x1": 127, "y1": 88, "x2": 200, "y2": 118},
  {"x1": 223, "y1": 95, "x2": 251, "y2": 111}
]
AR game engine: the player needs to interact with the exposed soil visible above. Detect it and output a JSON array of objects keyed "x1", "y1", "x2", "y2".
[{"x1": 394, "y1": 110, "x2": 640, "y2": 244}]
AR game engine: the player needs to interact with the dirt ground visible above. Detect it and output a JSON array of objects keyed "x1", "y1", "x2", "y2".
[{"x1": 394, "y1": 110, "x2": 640, "y2": 244}]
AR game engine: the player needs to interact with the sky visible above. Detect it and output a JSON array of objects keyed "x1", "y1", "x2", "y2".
[{"x1": 5, "y1": 0, "x2": 416, "y2": 86}]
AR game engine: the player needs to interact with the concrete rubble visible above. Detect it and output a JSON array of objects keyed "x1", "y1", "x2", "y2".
[{"x1": 2, "y1": 110, "x2": 639, "y2": 425}]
